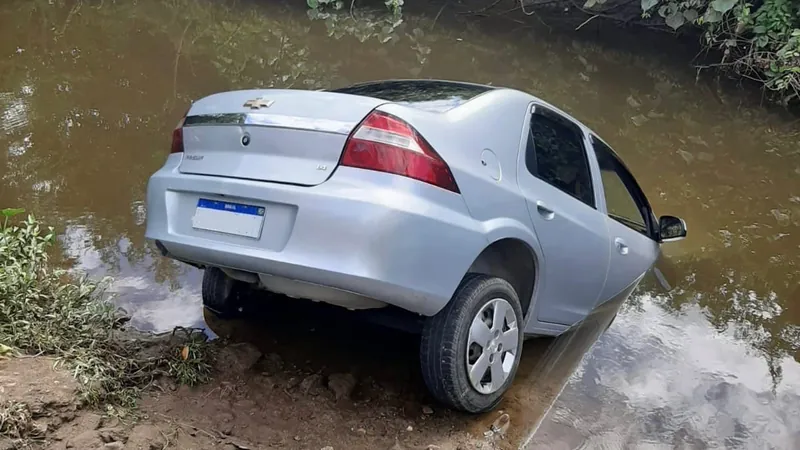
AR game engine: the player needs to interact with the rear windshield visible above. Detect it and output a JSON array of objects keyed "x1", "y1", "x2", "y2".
[{"x1": 329, "y1": 80, "x2": 493, "y2": 113}]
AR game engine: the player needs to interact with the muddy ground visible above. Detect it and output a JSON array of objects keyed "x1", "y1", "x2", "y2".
[{"x1": 1, "y1": 299, "x2": 523, "y2": 450}]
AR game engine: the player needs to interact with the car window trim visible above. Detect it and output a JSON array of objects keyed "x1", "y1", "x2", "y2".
[
  {"x1": 590, "y1": 135, "x2": 657, "y2": 239},
  {"x1": 527, "y1": 105, "x2": 597, "y2": 210}
]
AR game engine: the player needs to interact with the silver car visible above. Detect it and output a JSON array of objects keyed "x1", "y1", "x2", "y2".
[{"x1": 145, "y1": 80, "x2": 687, "y2": 413}]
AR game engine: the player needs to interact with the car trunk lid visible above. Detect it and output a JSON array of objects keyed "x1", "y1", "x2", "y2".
[{"x1": 178, "y1": 89, "x2": 385, "y2": 186}]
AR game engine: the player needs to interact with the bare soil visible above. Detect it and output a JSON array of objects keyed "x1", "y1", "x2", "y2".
[{"x1": 1, "y1": 300, "x2": 519, "y2": 450}]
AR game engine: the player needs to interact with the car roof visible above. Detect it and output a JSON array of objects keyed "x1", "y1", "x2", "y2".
[
  {"x1": 328, "y1": 79, "x2": 496, "y2": 113},
  {"x1": 329, "y1": 79, "x2": 617, "y2": 154}
]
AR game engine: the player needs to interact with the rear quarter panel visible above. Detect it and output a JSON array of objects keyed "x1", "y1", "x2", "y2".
[{"x1": 377, "y1": 90, "x2": 546, "y2": 316}]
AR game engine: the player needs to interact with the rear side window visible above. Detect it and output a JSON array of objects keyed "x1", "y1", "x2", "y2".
[
  {"x1": 329, "y1": 80, "x2": 493, "y2": 113},
  {"x1": 526, "y1": 110, "x2": 595, "y2": 208}
]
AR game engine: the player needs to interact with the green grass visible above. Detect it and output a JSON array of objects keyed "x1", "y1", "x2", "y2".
[{"x1": 0, "y1": 209, "x2": 214, "y2": 441}]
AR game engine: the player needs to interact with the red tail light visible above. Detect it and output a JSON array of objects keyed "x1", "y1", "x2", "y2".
[
  {"x1": 170, "y1": 117, "x2": 186, "y2": 154},
  {"x1": 341, "y1": 111, "x2": 459, "y2": 193}
]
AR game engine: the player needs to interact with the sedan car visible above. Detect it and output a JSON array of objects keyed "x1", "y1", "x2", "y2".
[{"x1": 145, "y1": 79, "x2": 687, "y2": 413}]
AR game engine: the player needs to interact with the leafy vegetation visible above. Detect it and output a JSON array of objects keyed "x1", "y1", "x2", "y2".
[
  {"x1": 312, "y1": 0, "x2": 800, "y2": 103},
  {"x1": 579, "y1": 0, "x2": 800, "y2": 103},
  {"x1": 0, "y1": 401, "x2": 35, "y2": 441},
  {"x1": 308, "y1": 0, "x2": 403, "y2": 16},
  {"x1": 643, "y1": 0, "x2": 800, "y2": 103},
  {"x1": 0, "y1": 208, "x2": 213, "y2": 438}
]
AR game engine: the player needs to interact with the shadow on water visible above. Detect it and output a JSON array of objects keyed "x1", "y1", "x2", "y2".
[{"x1": 1, "y1": 0, "x2": 799, "y2": 447}]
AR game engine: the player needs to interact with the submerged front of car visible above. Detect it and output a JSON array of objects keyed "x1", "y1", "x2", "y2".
[{"x1": 144, "y1": 88, "x2": 486, "y2": 317}]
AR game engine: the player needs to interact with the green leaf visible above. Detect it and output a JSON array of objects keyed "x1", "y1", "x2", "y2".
[
  {"x1": 641, "y1": 0, "x2": 658, "y2": 11},
  {"x1": 665, "y1": 11, "x2": 685, "y2": 29},
  {"x1": 753, "y1": 25, "x2": 767, "y2": 34},
  {"x1": 307, "y1": 0, "x2": 319, "y2": 8},
  {"x1": 704, "y1": 8, "x2": 723, "y2": 23},
  {"x1": 1, "y1": 208, "x2": 24, "y2": 219},
  {"x1": 710, "y1": 0, "x2": 737, "y2": 13},
  {"x1": 683, "y1": 9, "x2": 698, "y2": 22},
  {"x1": 584, "y1": 0, "x2": 597, "y2": 8}
]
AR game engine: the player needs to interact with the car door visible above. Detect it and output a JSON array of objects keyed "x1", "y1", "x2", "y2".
[
  {"x1": 517, "y1": 105, "x2": 610, "y2": 327},
  {"x1": 589, "y1": 136, "x2": 660, "y2": 303}
]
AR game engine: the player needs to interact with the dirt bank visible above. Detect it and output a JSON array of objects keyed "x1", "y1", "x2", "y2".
[{"x1": 1, "y1": 342, "x2": 509, "y2": 450}]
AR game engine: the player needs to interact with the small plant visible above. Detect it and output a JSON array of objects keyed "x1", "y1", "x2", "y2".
[
  {"x1": 385, "y1": 0, "x2": 403, "y2": 17},
  {"x1": 0, "y1": 401, "x2": 34, "y2": 440},
  {"x1": 167, "y1": 327, "x2": 214, "y2": 387},
  {"x1": 307, "y1": 0, "x2": 345, "y2": 11},
  {"x1": 0, "y1": 209, "x2": 215, "y2": 420},
  {"x1": 307, "y1": 0, "x2": 402, "y2": 18},
  {"x1": 638, "y1": 0, "x2": 800, "y2": 103}
]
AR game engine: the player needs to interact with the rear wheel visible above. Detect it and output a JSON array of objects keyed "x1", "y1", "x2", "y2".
[
  {"x1": 420, "y1": 274, "x2": 524, "y2": 413},
  {"x1": 202, "y1": 267, "x2": 247, "y2": 318}
]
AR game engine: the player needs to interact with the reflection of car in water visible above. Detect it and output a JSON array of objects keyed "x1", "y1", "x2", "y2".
[{"x1": 145, "y1": 79, "x2": 687, "y2": 413}]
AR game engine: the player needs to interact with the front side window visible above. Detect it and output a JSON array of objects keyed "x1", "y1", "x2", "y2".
[
  {"x1": 591, "y1": 136, "x2": 650, "y2": 235},
  {"x1": 527, "y1": 109, "x2": 595, "y2": 208}
]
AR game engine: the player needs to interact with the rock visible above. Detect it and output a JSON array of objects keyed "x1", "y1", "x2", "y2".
[
  {"x1": 80, "y1": 413, "x2": 104, "y2": 431},
  {"x1": 223, "y1": 439, "x2": 252, "y2": 449},
  {"x1": 103, "y1": 443, "x2": 125, "y2": 450},
  {"x1": 256, "y1": 374, "x2": 276, "y2": 389},
  {"x1": 66, "y1": 430, "x2": 104, "y2": 449},
  {"x1": 677, "y1": 149, "x2": 694, "y2": 164},
  {"x1": 30, "y1": 421, "x2": 48, "y2": 437},
  {"x1": 491, "y1": 413, "x2": 510, "y2": 436},
  {"x1": 286, "y1": 377, "x2": 301, "y2": 389},
  {"x1": 406, "y1": 425, "x2": 413, "y2": 432},
  {"x1": 98, "y1": 427, "x2": 126, "y2": 443},
  {"x1": 422, "y1": 405, "x2": 434, "y2": 415},
  {"x1": 626, "y1": 95, "x2": 642, "y2": 109},
  {"x1": 299, "y1": 373, "x2": 324, "y2": 396},
  {"x1": 697, "y1": 152, "x2": 715, "y2": 162},
  {"x1": 771, "y1": 209, "x2": 791, "y2": 226},
  {"x1": 126, "y1": 424, "x2": 164, "y2": 450},
  {"x1": 327, "y1": 373, "x2": 356, "y2": 400},
  {"x1": 631, "y1": 114, "x2": 648, "y2": 127},
  {"x1": 221, "y1": 422, "x2": 234, "y2": 436},
  {"x1": 321, "y1": 447, "x2": 334, "y2": 450},
  {"x1": 261, "y1": 353, "x2": 284, "y2": 374},
  {"x1": 355, "y1": 428, "x2": 367, "y2": 436},
  {"x1": 219, "y1": 411, "x2": 234, "y2": 435},
  {"x1": 294, "y1": 435, "x2": 301, "y2": 441},
  {"x1": 215, "y1": 342, "x2": 262, "y2": 373}
]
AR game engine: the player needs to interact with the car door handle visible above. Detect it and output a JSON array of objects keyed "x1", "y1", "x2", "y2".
[
  {"x1": 536, "y1": 201, "x2": 555, "y2": 220},
  {"x1": 614, "y1": 237, "x2": 629, "y2": 255}
]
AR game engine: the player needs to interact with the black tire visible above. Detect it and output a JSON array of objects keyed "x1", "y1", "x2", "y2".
[
  {"x1": 420, "y1": 274, "x2": 524, "y2": 413},
  {"x1": 202, "y1": 267, "x2": 247, "y2": 318}
]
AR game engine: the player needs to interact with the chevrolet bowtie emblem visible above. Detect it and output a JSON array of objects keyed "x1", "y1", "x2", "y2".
[{"x1": 243, "y1": 97, "x2": 274, "y2": 109}]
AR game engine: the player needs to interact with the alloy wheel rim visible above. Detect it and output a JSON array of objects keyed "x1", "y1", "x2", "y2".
[{"x1": 465, "y1": 297, "x2": 519, "y2": 395}]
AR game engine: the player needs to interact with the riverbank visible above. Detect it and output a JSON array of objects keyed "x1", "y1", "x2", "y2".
[
  {"x1": 0, "y1": 212, "x2": 501, "y2": 449},
  {"x1": 0, "y1": 350, "x2": 498, "y2": 449}
]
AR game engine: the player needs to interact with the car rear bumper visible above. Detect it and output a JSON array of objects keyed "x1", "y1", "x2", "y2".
[{"x1": 145, "y1": 154, "x2": 486, "y2": 316}]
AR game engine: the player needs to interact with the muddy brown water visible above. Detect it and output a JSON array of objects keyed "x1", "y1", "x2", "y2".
[{"x1": 1, "y1": 0, "x2": 799, "y2": 448}]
